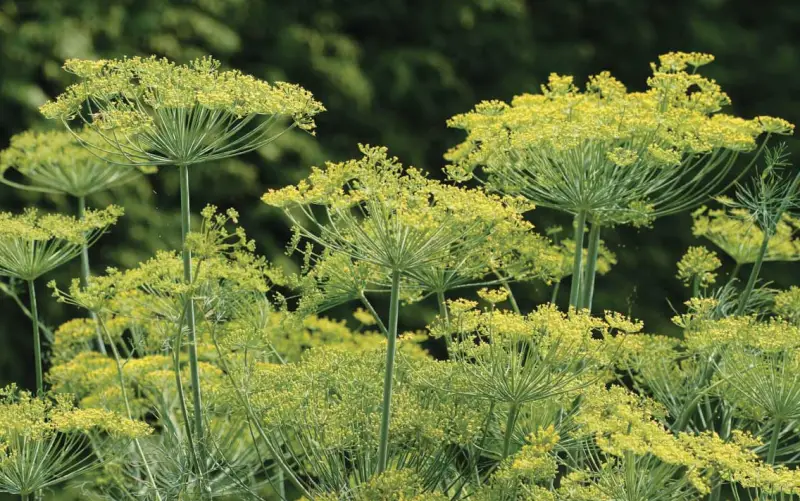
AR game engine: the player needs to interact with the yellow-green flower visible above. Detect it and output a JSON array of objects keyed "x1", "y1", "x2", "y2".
[
  {"x1": 692, "y1": 206, "x2": 800, "y2": 265},
  {"x1": 41, "y1": 56, "x2": 325, "y2": 167},
  {"x1": 0, "y1": 206, "x2": 123, "y2": 281},
  {"x1": 0, "y1": 128, "x2": 150, "y2": 197},
  {"x1": 445, "y1": 52, "x2": 790, "y2": 226},
  {"x1": 676, "y1": 246, "x2": 721, "y2": 287}
]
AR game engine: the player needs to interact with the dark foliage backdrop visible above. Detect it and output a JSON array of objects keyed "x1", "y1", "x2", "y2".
[{"x1": 1, "y1": 0, "x2": 798, "y2": 390}]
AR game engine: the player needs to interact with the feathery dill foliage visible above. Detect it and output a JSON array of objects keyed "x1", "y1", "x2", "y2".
[{"x1": 3, "y1": 51, "x2": 800, "y2": 501}]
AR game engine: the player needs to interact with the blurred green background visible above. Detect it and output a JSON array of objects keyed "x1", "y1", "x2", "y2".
[{"x1": 1, "y1": 0, "x2": 799, "y2": 395}]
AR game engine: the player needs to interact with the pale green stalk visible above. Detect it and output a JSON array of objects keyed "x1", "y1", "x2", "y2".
[
  {"x1": 28, "y1": 280, "x2": 42, "y2": 395},
  {"x1": 568, "y1": 211, "x2": 587, "y2": 308},
  {"x1": 359, "y1": 292, "x2": 388, "y2": 337},
  {"x1": 550, "y1": 280, "x2": 561, "y2": 305},
  {"x1": 501, "y1": 403, "x2": 520, "y2": 459},
  {"x1": 767, "y1": 419, "x2": 782, "y2": 465},
  {"x1": 179, "y1": 164, "x2": 205, "y2": 454},
  {"x1": 579, "y1": 222, "x2": 601, "y2": 311},
  {"x1": 98, "y1": 317, "x2": 162, "y2": 500},
  {"x1": 436, "y1": 290, "x2": 449, "y2": 326},
  {"x1": 377, "y1": 270, "x2": 402, "y2": 473},
  {"x1": 736, "y1": 232, "x2": 770, "y2": 315},
  {"x1": 493, "y1": 273, "x2": 521, "y2": 315},
  {"x1": 77, "y1": 196, "x2": 107, "y2": 355}
]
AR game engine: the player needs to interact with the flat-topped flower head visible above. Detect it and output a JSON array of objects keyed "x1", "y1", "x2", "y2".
[
  {"x1": 445, "y1": 52, "x2": 793, "y2": 225},
  {"x1": 263, "y1": 144, "x2": 528, "y2": 276},
  {"x1": 0, "y1": 128, "x2": 150, "y2": 197},
  {"x1": 0, "y1": 386, "x2": 150, "y2": 496},
  {"x1": 676, "y1": 246, "x2": 721, "y2": 287},
  {"x1": 0, "y1": 206, "x2": 123, "y2": 281},
  {"x1": 692, "y1": 206, "x2": 800, "y2": 265},
  {"x1": 40, "y1": 56, "x2": 325, "y2": 166}
]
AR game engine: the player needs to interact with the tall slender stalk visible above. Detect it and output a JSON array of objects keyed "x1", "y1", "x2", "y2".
[
  {"x1": 736, "y1": 232, "x2": 771, "y2": 315},
  {"x1": 98, "y1": 317, "x2": 163, "y2": 501},
  {"x1": 28, "y1": 280, "x2": 42, "y2": 395},
  {"x1": 767, "y1": 419, "x2": 782, "y2": 465},
  {"x1": 360, "y1": 293, "x2": 388, "y2": 337},
  {"x1": 436, "y1": 290, "x2": 449, "y2": 326},
  {"x1": 550, "y1": 280, "x2": 561, "y2": 305},
  {"x1": 568, "y1": 211, "x2": 587, "y2": 308},
  {"x1": 501, "y1": 403, "x2": 520, "y2": 459},
  {"x1": 377, "y1": 270, "x2": 402, "y2": 473},
  {"x1": 77, "y1": 196, "x2": 107, "y2": 355},
  {"x1": 579, "y1": 222, "x2": 601, "y2": 311},
  {"x1": 179, "y1": 164, "x2": 205, "y2": 462}
]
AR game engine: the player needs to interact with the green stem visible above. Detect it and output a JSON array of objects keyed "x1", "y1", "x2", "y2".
[
  {"x1": 501, "y1": 403, "x2": 520, "y2": 459},
  {"x1": 28, "y1": 280, "x2": 42, "y2": 395},
  {"x1": 736, "y1": 231, "x2": 771, "y2": 316},
  {"x1": 708, "y1": 478, "x2": 722, "y2": 501},
  {"x1": 78, "y1": 196, "x2": 107, "y2": 355},
  {"x1": 550, "y1": 280, "x2": 561, "y2": 305},
  {"x1": 729, "y1": 262, "x2": 742, "y2": 284},
  {"x1": 692, "y1": 276, "x2": 700, "y2": 299},
  {"x1": 436, "y1": 290, "x2": 449, "y2": 326},
  {"x1": 579, "y1": 222, "x2": 601, "y2": 311},
  {"x1": 568, "y1": 211, "x2": 588, "y2": 309},
  {"x1": 767, "y1": 419, "x2": 782, "y2": 465},
  {"x1": 99, "y1": 317, "x2": 163, "y2": 500},
  {"x1": 495, "y1": 274, "x2": 520, "y2": 315},
  {"x1": 377, "y1": 270, "x2": 402, "y2": 473},
  {"x1": 360, "y1": 293, "x2": 388, "y2": 337},
  {"x1": 179, "y1": 165, "x2": 206, "y2": 465}
]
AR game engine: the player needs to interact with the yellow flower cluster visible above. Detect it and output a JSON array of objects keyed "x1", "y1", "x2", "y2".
[
  {"x1": 0, "y1": 386, "x2": 151, "y2": 442},
  {"x1": 0, "y1": 206, "x2": 123, "y2": 245},
  {"x1": 576, "y1": 384, "x2": 800, "y2": 496},
  {"x1": 445, "y1": 52, "x2": 792, "y2": 224},
  {"x1": 0, "y1": 206, "x2": 123, "y2": 280},
  {"x1": 693, "y1": 206, "x2": 800, "y2": 264},
  {"x1": 264, "y1": 144, "x2": 544, "y2": 280},
  {"x1": 676, "y1": 246, "x2": 722, "y2": 287},
  {"x1": 773, "y1": 286, "x2": 800, "y2": 324},
  {"x1": 682, "y1": 315, "x2": 800, "y2": 353},
  {"x1": 0, "y1": 128, "x2": 149, "y2": 197},
  {"x1": 41, "y1": 56, "x2": 325, "y2": 132},
  {"x1": 313, "y1": 469, "x2": 448, "y2": 501}
]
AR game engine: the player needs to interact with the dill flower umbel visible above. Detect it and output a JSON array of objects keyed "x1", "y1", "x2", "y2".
[
  {"x1": 0, "y1": 206, "x2": 123, "y2": 281},
  {"x1": 677, "y1": 246, "x2": 722, "y2": 291},
  {"x1": 693, "y1": 206, "x2": 800, "y2": 265},
  {"x1": 446, "y1": 52, "x2": 792, "y2": 310},
  {"x1": 0, "y1": 386, "x2": 150, "y2": 497},
  {"x1": 0, "y1": 128, "x2": 149, "y2": 197},
  {"x1": 40, "y1": 56, "x2": 325, "y2": 167}
]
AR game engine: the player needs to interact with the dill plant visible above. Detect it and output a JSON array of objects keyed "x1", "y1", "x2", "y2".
[
  {"x1": 40, "y1": 55, "x2": 324, "y2": 488},
  {"x1": 1, "y1": 51, "x2": 799, "y2": 501},
  {"x1": 445, "y1": 51, "x2": 793, "y2": 311},
  {"x1": 1, "y1": 128, "x2": 151, "y2": 354}
]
